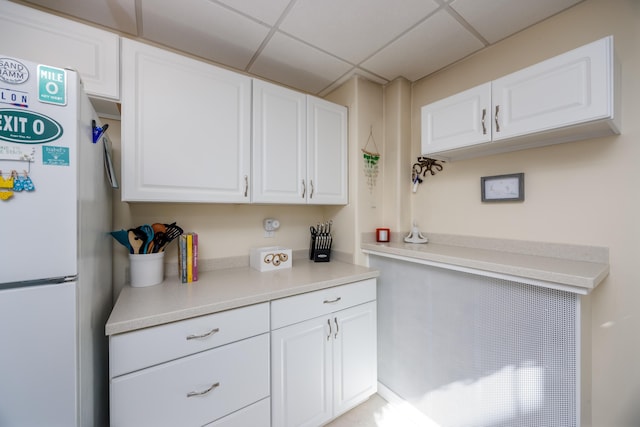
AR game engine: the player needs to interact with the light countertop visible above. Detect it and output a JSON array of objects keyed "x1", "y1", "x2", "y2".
[
  {"x1": 362, "y1": 233, "x2": 609, "y2": 293},
  {"x1": 106, "y1": 260, "x2": 378, "y2": 336}
]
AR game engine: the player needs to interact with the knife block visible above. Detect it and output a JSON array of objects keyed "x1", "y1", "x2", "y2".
[{"x1": 309, "y1": 234, "x2": 331, "y2": 262}]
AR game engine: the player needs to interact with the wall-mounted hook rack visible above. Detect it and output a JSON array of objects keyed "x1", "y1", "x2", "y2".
[{"x1": 411, "y1": 156, "x2": 445, "y2": 192}]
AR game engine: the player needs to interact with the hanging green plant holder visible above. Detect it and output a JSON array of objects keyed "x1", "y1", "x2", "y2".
[{"x1": 362, "y1": 127, "x2": 380, "y2": 193}]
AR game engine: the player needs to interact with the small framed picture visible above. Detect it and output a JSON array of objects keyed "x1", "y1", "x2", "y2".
[
  {"x1": 481, "y1": 173, "x2": 524, "y2": 202},
  {"x1": 376, "y1": 228, "x2": 390, "y2": 242}
]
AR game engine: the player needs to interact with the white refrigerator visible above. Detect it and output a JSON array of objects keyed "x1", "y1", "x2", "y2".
[{"x1": 0, "y1": 55, "x2": 113, "y2": 426}]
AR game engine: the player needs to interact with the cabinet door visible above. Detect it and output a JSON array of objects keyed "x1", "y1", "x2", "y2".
[
  {"x1": 121, "y1": 39, "x2": 251, "y2": 202},
  {"x1": 333, "y1": 302, "x2": 378, "y2": 417},
  {"x1": 0, "y1": 1, "x2": 119, "y2": 100},
  {"x1": 271, "y1": 317, "x2": 333, "y2": 427},
  {"x1": 492, "y1": 36, "x2": 615, "y2": 141},
  {"x1": 307, "y1": 96, "x2": 348, "y2": 205},
  {"x1": 252, "y1": 80, "x2": 307, "y2": 204},
  {"x1": 421, "y1": 82, "x2": 492, "y2": 155}
]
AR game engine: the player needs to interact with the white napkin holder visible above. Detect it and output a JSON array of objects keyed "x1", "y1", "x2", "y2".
[{"x1": 250, "y1": 246, "x2": 292, "y2": 272}]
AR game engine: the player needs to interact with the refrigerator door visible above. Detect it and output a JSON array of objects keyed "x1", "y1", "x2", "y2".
[
  {"x1": 0, "y1": 58, "x2": 79, "y2": 284},
  {"x1": 0, "y1": 281, "x2": 78, "y2": 426}
]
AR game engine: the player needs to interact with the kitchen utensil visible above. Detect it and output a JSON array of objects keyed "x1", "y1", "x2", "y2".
[
  {"x1": 149, "y1": 223, "x2": 166, "y2": 253},
  {"x1": 151, "y1": 223, "x2": 166, "y2": 234},
  {"x1": 152, "y1": 222, "x2": 183, "y2": 252},
  {"x1": 110, "y1": 229, "x2": 133, "y2": 253},
  {"x1": 128, "y1": 229, "x2": 145, "y2": 254},
  {"x1": 150, "y1": 232, "x2": 164, "y2": 253},
  {"x1": 140, "y1": 224, "x2": 154, "y2": 254},
  {"x1": 163, "y1": 222, "x2": 183, "y2": 240}
]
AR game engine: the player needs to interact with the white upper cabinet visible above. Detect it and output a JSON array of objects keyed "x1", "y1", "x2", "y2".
[
  {"x1": 0, "y1": 1, "x2": 119, "y2": 101},
  {"x1": 307, "y1": 96, "x2": 348, "y2": 205},
  {"x1": 422, "y1": 36, "x2": 620, "y2": 161},
  {"x1": 421, "y1": 82, "x2": 492, "y2": 154},
  {"x1": 492, "y1": 36, "x2": 617, "y2": 140},
  {"x1": 252, "y1": 80, "x2": 307, "y2": 204},
  {"x1": 121, "y1": 39, "x2": 252, "y2": 203},
  {"x1": 252, "y1": 80, "x2": 348, "y2": 205}
]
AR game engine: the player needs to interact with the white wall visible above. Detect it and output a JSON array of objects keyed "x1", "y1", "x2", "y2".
[{"x1": 409, "y1": 0, "x2": 640, "y2": 424}]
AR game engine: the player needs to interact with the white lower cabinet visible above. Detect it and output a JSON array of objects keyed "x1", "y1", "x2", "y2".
[
  {"x1": 271, "y1": 280, "x2": 377, "y2": 427},
  {"x1": 204, "y1": 398, "x2": 271, "y2": 427},
  {"x1": 109, "y1": 281, "x2": 377, "y2": 427},
  {"x1": 109, "y1": 304, "x2": 270, "y2": 427}
]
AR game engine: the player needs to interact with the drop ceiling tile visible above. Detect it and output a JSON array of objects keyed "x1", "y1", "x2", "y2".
[
  {"x1": 450, "y1": 0, "x2": 584, "y2": 43},
  {"x1": 361, "y1": 9, "x2": 484, "y2": 82},
  {"x1": 279, "y1": 0, "x2": 440, "y2": 64},
  {"x1": 216, "y1": 0, "x2": 292, "y2": 25},
  {"x1": 140, "y1": 0, "x2": 270, "y2": 70},
  {"x1": 23, "y1": 0, "x2": 138, "y2": 34},
  {"x1": 250, "y1": 31, "x2": 353, "y2": 94}
]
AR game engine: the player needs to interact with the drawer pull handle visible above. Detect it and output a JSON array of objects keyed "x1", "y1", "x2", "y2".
[
  {"x1": 187, "y1": 382, "x2": 220, "y2": 398},
  {"x1": 494, "y1": 105, "x2": 500, "y2": 133},
  {"x1": 334, "y1": 317, "x2": 339, "y2": 339},
  {"x1": 327, "y1": 318, "x2": 332, "y2": 341},
  {"x1": 323, "y1": 297, "x2": 341, "y2": 304},
  {"x1": 186, "y1": 327, "x2": 220, "y2": 340}
]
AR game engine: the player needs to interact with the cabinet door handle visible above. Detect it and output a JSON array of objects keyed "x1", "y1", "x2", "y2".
[
  {"x1": 186, "y1": 327, "x2": 220, "y2": 340},
  {"x1": 243, "y1": 175, "x2": 248, "y2": 197},
  {"x1": 186, "y1": 382, "x2": 220, "y2": 398},
  {"x1": 323, "y1": 297, "x2": 341, "y2": 304},
  {"x1": 481, "y1": 108, "x2": 487, "y2": 135},
  {"x1": 301, "y1": 179, "x2": 306, "y2": 198},
  {"x1": 327, "y1": 318, "x2": 332, "y2": 341},
  {"x1": 494, "y1": 105, "x2": 500, "y2": 133},
  {"x1": 334, "y1": 317, "x2": 339, "y2": 339},
  {"x1": 309, "y1": 180, "x2": 314, "y2": 199}
]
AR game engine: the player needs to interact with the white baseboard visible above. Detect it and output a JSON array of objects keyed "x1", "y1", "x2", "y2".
[{"x1": 376, "y1": 382, "x2": 442, "y2": 427}]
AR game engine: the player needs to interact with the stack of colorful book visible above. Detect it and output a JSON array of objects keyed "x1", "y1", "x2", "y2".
[{"x1": 178, "y1": 232, "x2": 198, "y2": 283}]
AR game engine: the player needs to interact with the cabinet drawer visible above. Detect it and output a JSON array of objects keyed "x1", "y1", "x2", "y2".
[
  {"x1": 204, "y1": 397, "x2": 270, "y2": 427},
  {"x1": 110, "y1": 333, "x2": 270, "y2": 427},
  {"x1": 271, "y1": 279, "x2": 376, "y2": 329},
  {"x1": 110, "y1": 303, "x2": 269, "y2": 377}
]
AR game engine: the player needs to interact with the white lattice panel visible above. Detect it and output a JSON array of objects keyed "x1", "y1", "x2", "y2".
[{"x1": 373, "y1": 255, "x2": 578, "y2": 427}]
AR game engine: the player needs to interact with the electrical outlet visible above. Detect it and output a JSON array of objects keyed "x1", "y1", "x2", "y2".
[
  {"x1": 264, "y1": 230, "x2": 274, "y2": 238},
  {"x1": 263, "y1": 218, "x2": 280, "y2": 232}
]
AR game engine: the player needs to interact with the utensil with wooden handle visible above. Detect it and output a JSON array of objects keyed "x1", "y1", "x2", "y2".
[{"x1": 128, "y1": 229, "x2": 146, "y2": 254}]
